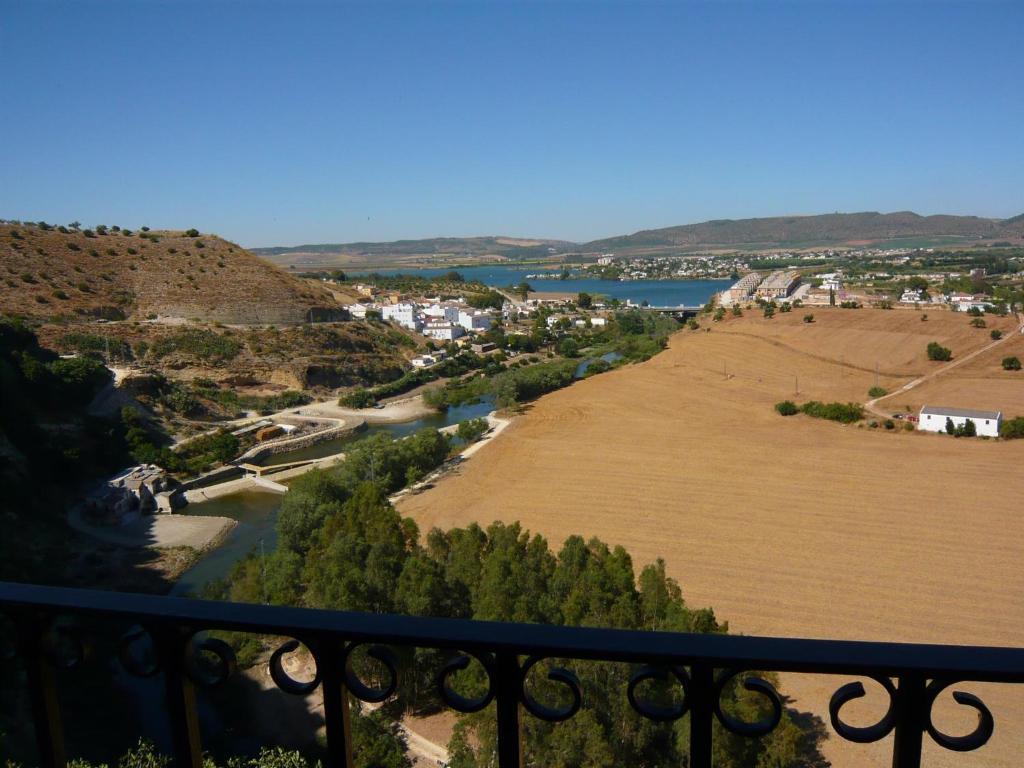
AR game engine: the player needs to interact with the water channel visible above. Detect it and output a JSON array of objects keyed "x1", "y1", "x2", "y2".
[{"x1": 172, "y1": 397, "x2": 495, "y2": 595}]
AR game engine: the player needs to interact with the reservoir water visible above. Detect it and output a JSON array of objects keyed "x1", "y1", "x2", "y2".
[{"x1": 353, "y1": 264, "x2": 730, "y2": 307}]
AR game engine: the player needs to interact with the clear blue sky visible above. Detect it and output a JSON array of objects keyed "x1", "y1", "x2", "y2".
[{"x1": 2, "y1": 1, "x2": 1022, "y2": 247}]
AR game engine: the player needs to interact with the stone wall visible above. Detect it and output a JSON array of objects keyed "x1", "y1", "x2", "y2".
[{"x1": 236, "y1": 419, "x2": 367, "y2": 464}]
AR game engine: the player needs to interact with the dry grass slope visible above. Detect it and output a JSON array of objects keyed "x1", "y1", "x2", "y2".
[
  {"x1": 0, "y1": 224, "x2": 336, "y2": 324},
  {"x1": 399, "y1": 307, "x2": 1024, "y2": 767}
]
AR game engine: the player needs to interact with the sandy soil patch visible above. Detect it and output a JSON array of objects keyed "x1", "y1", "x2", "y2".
[
  {"x1": 397, "y1": 308, "x2": 1024, "y2": 767},
  {"x1": 302, "y1": 394, "x2": 435, "y2": 423}
]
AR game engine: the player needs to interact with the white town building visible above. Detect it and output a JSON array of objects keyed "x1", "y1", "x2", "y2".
[
  {"x1": 424, "y1": 303, "x2": 461, "y2": 323},
  {"x1": 348, "y1": 302, "x2": 372, "y2": 319},
  {"x1": 381, "y1": 303, "x2": 420, "y2": 330},
  {"x1": 424, "y1": 322, "x2": 464, "y2": 342},
  {"x1": 918, "y1": 405, "x2": 1002, "y2": 438},
  {"x1": 457, "y1": 309, "x2": 493, "y2": 333}
]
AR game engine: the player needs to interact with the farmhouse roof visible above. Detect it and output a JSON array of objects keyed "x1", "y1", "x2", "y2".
[{"x1": 920, "y1": 405, "x2": 1002, "y2": 420}]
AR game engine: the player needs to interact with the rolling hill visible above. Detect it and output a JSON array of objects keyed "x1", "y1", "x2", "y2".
[
  {"x1": 582, "y1": 211, "x2": 1024, "y2": 251},
  {"x1": 1, "y1": 223, "x2": 339, "y2": 325},
  {"x1": 254, "y1": 235, "x2": 575, "y2": 269},
  {"x1": 255, "y1": 211, "x2": 1024, "y2": 268}
]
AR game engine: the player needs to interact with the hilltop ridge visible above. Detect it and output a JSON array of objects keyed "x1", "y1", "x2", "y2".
[{"x1": 254, "y1": 210, "x2": 1024, "y2": 269}]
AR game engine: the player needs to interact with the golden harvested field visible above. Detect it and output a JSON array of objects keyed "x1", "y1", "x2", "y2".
[{"x1": 399, "y1": 308, "x2": 1024, "y2": 767}]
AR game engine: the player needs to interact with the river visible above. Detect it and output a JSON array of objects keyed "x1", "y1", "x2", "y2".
[
  {"x1": 172, "y1": 397, "x2": 496, "y2": 595},
  {"x1": 353, "y1": 264, "x2": 731, "y2": 307}
]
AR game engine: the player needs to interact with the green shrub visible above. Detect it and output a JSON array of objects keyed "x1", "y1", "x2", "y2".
[
  {"x1": 868, "y1": 386, "x2": 887, "y2": 398},
  {"x1": 149, "y1": 329, "x2": 242, "y2": 363},
  {"x1": 802, "y1": 314, "x2": 814, "y2": 323},
  {"x1": 1000, "y1": 417, "x2": 1024, "y2": 439},
  {"x1": 970, "y1": 317, "x2": 986, "y2": 328},
  {"x1": 339, "y1": 388, "x2": 376, "y2": 408},
  {"x1": 926, "y1": 342, "x2": 952, "y2": 361},
  {"x1": 1002, "y1": 356, "x2": 1021, "y2": 371},
  {"x1": 456, "y1": 417, "x2": 489, "y2": 443},
  {"x1": 774, "y1": 400, "x2": 798, "y2": 416},
  {"x1": 884, "y1": 419, "x2": 895, "y2": 430},
  {"x1": 185, "y1": 228, "x2": 200, "y2": 237},
  {"x1": 991, "y1": 329, "x2": 1003, "y2": 340},
  {"x1": 800, "y1": 401, "x2": 864, "y2": 423}
]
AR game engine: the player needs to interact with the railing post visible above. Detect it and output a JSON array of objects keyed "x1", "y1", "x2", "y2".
[
  {"x1": 320, "y1": 650, "x2": 354, "y2": 768},
  {"x1": 891, "y1": 674, "x2": 927, "y2": 768},
  {"x1": 494, "y1": 652, "x2": 522, "y2": 768},
  {"x1": 21, "y1": 616, "x2": 66, "y2": 768},
  {"x1": 689, "y1": 664, "x2": 713, "y2": 768},
  {"x1": 155, "y1": 628, "x2": 203, "y2": 768}
]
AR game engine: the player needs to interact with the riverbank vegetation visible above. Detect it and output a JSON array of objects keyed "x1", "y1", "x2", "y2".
[
  {"x1": 423, "y1": 310, "x2": 678, "y2": 411},
  {"x1": 206, "y1": 455, "x2": 815, "y2": 767}
]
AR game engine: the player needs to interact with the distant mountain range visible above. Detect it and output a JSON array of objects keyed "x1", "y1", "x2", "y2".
[{"x1": 254, "y1": 211, "x2": 1024, "y2": 267}]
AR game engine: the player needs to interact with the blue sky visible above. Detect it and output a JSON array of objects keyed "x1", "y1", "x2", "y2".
[{"x1": 2, "y1": 1, "x2": 1022, "y2": 247}]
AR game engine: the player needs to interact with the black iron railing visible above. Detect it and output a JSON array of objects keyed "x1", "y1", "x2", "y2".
[{"x1": 2, "y1": 581, "x2": 1022, "y2": 768}]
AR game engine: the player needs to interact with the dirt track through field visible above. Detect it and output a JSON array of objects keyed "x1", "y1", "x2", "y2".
[{"x1": 398, "y1": 309, "x2": 1024, "y2": 767}]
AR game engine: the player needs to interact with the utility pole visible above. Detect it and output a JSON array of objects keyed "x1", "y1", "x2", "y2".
[
  {"x1": 795, "y1": 375, "x2": 799, "y2": 395},
  {"x1": 875, "y1": 361, "x2": 879, "y2": 389}
]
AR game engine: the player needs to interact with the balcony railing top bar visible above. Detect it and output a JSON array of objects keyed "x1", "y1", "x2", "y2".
[{"x1": 3, "y1": 581, "x2": 1024, "y2": 683}]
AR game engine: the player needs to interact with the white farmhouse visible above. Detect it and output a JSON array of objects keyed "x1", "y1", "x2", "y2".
[
  {"x1": 381, "y1": 302, "x2": 420, "y2": 331},
  {"x1": 918, "y1": 405, "x2": 1002, "y2": 438}
]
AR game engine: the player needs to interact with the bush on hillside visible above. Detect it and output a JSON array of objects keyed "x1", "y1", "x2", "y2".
[
  {"x1": 868, "y1": 386, "x2": 887, "y2": 398},
  {"x1": 991, "y1": 329, "x2": 1003, "y2": 340},
  {"x1": 1002, "y1": 356, "x2": 1021, "y2": 371},
  {"x1": 775, "y1": 400, "x2": 798, "y2": 416},
  {"x1": 926, "y1": 342, "x2": 952, "y2": 361}
]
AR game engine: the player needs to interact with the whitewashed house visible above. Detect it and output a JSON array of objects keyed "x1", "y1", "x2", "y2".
[
  {"x1": 918, "y1": 406, "x2": 1002, "y2": 437},
  {"x1": 411, "y1": 351, "x2": 446, "y2": 368},
  {"x1": 424, "y1": 303, "x2": 461, "y2": 323},
  {"x1": 457, "y1": 309, "x2": 493, "y2": 333},
  {"x1": 381, "y1": 303, "x2": 420, "y2": 331},
  {"x1": 348, "y1": 302, "x2": 371, "y2": 319},
  {"x1": 424, "y1": 322, "x2": 464, "y2": 342}
]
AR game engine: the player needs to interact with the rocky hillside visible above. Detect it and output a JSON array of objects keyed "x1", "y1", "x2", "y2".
[{"x1": 0, "y1": 223, "x2": 340, "y2": 324}]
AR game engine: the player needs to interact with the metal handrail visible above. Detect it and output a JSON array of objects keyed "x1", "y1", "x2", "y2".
[{"x1": 2, "y1": 581, "x2": 1019, "y2": 768}]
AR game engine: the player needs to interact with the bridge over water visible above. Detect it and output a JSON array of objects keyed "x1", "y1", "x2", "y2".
[{"x1": 643, "y1": 305, "x2": 703, "y2": 318}]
